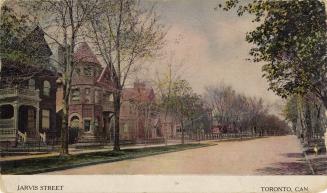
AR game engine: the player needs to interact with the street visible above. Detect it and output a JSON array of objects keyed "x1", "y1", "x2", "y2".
[{"x1": 44, "y1": 135, "x2": 312, "y2": 175}]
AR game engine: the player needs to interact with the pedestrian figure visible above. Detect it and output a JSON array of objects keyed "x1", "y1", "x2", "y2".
[{"x1": 313, "y1": 144, "x2": 318, "y2": 157}]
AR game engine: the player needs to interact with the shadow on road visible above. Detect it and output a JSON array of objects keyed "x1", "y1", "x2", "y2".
[
  {"x1": 310, "y1": 156, "x2": 327, "y2": 175},
  {"x1": 282, "y1": 153, "x2": 303, "y2": 159},
  {"x1": 256, "y1": 153, "x2": 312, "y2": 175}
]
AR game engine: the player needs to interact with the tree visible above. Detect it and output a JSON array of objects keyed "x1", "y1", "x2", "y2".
[
  {"x1": 20, "y1": 0, "x2": 100, "y2": 155},
  {"x1": 220, "y1": 0, "x2": 327, "y2": 109},
  {"x1": 204, "y1": 83, "x2": 289, "y2": 136},
  {"x1": 86, "y1": 0, "x2": 165, "y2": 151},
  {"x1": 154, "y1": 59, "x2": 187, "y2": 143},
  {"x1": 204, "y1": 83, "x2": 235, "y2": 132},
  {"x1": 169, "y1": 79, "x2": 196, "y2": 144},
  {"x1": 283, "y1": 95, "x2": 299, "y2": 134},
  {"x1": 284, "y1": 93, "x2": 325, "y2": 143},
  {"x1": 0, "y1": 5, "x2": 50, "y2": 86}
]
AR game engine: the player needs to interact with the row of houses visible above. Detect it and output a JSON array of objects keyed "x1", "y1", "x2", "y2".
[{"x1": 0, "y1": 24, "x2": 180, "y2": 147}]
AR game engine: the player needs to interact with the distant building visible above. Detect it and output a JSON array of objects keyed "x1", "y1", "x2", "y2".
[
  {"x1": 120, "y1": 82, "x2": 162, "y2": 142},
  {"x1": 159, "y1": 113, "x2": 179, "y2": 139},
  {"x1": 0, "y1": 26, "x2": 58, "y2": 147}
]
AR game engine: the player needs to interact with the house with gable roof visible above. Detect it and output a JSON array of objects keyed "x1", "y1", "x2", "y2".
[
  {"x1": 0, "y1": 17, "x2": 58, "y2": 147},
  {"x1": 56, "y1": 42, "x2": 116, "y2": 143},
  {"x1": 120, "y1": 82, "x2": 163, "y2": 142}
]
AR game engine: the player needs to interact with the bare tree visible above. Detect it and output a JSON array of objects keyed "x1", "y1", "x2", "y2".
[
  {"x1": 86, "y1": 0, "x2": 165, "y2": 151},
  {"x1": 204, "y1": 83, "x2": 289, "y2": 136},
  {"x1": 20, "y1": 0, "x2": 100, "y2": 155}
]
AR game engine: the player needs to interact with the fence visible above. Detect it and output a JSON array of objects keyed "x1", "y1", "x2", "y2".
[
  {"x1": 1, "y1": 132, "x2": 274, "y2": 154},
  {"x1": 175, "y1": 132, "x2": 267, "y2": 141}
]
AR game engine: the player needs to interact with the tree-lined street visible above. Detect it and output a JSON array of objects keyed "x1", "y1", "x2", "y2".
[
  {"x1": 44, "y1": 135, "x2": 312, "y2": 175},
  {"x1": 1, "y1": 0, "x2": 326, "y2": 180}
]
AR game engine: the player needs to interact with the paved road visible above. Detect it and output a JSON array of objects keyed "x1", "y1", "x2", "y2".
[{"x1": 44, "y1": 135, "x2": 311, "y2": 175}]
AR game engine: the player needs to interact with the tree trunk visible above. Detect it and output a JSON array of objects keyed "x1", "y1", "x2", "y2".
[
  {"x1": 181, "y1": 121, "x2": 184, "y2": 144},
  {"x1": 60, "y1": 99, "x2": 69, "y2": 155},
  {"x1": 113, "y1": 93, "x2": 121, "y2": 151}
]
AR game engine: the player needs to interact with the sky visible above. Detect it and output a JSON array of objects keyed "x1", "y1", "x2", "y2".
[
  {"x1": 142, "y1": 0, "x2": 282, "y2": 109},
  {"x1": 2, "y1": 0, "x2": 283, "y2": 113}
]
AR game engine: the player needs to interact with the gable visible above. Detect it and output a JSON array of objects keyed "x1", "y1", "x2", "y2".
[{"x1": 21, "y1": 26, "x2": 52, "y2": 57}]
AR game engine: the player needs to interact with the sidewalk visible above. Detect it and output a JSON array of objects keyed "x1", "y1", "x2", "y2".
[
  {"x1": 0, "y1": 136, "x2": 260, "y2": 162},
  {"x1": 1, "y1": 141, "x2": 182, "y2": 162},
  {"x1": 306, "y1": 153, "x2": 327, "y2": 175},
  {"x1": 299, "y1": 139, "x2": 327, "y2": 175}
]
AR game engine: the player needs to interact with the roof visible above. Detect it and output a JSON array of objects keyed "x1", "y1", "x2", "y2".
[
  {"x1": 74, "y1": 42, "x2": 101, "y2": 65},
  {"x1": 122, "y1": 84, "x2": 155, "y2": 102},
  {"x1": 95, "y1": 65, "x2": 117, "y2": 91}
]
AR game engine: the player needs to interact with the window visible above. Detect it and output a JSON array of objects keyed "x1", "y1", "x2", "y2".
[
  {"x1": 109, "y1": 94, "x2": 114, "y2": 102},
  {"x1": 43, "y1": 81, "x2": 51, "y2": 96},
  {"x1": 42, "y1": 109, "x2": 50, "y2": 129},
  {"x1": 70, "y1": 116, "x2": 80, "y2": 128},
  {"x1": 85, "y1": 88, "x2": 90, "y2": 95},
  {"x1": 29, "y1": 79, "x2": 35, "y2": 89},
  {"x1": 0, "y1": 105, "x2": 14, "y2": 119},
  {"x1": 84, "y1": 66, "x2": 92, "y2": 76},
  {"x1": 85, "y1": 88, "x2": 91, "y2": 103},
  {"x1": 95, "y1": 90, "x2": 100, "y2": 103},
  {"x1": 123, "y1": 123, "x2": 129, "y2": 133},
  {"x1": 84, "y1": 120, "x2": 91, "y2": 132},
  {"x1": 103, "y1": 93, "x2": 113, "y2": 103},
  {"x1": 71, "y1": 88, "x2": 80, "y2": 101},
  {"x1": 104, "y1": 73, "x2": 111, "y2": 82},
  {"x1": 75, "y1": 68, "x2": 81, "y2": 75}
]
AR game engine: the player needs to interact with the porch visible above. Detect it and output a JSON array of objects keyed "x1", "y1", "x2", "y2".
[{"x1": 0, "y1": 87, "x2": 45, "y2": 146}]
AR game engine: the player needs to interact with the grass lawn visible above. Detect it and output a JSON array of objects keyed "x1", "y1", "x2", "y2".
[{"x1": 1, "y1": 143, "x2": 211, "y2": 174}]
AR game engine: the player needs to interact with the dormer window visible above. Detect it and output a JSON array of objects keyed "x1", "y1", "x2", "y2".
[
  {"x1": 84, "y1": 66, "x2": 92, "y2": 76},
  {"x1": 43, "y1": 81, "x2": 51, "y2": 96}
]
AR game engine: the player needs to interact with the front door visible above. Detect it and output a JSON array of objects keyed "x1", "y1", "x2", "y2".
[
  {"x1": 84, "y1": 120, "x2": 91, "y2": 132},
  {"x1": 19, "y1": 106, "x2": 36, "y2": 137},
  {"x1": 27, "y1": 107, "x2": 37, "y2": 137}
]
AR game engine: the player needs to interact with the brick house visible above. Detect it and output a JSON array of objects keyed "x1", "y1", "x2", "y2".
[
  {"x1": 0, "y1": 25, "x2": 58, "y2": 147},
  {"x1": 120, "y1": 82, "x2": 163, "y2": 142},
  {"x1": 56, "y1": 43, "x2": 115, "y2": 143}
]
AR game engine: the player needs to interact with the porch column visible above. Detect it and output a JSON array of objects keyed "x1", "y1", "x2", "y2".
[
  {"x1": 13, "y1": 103, "x2": 19, "y2": 131},
  {"x1": 36, "y1": 106, "x2": 40, "y2": 134}
]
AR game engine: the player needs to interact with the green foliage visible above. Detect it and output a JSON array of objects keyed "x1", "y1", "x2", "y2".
[
  {"x1": 283, "y1": 95, "x2": 299, "y2": 125},
  {"x1": 0, "y1": 5, "x2": 29, "y2": 61},
  {"x1": 221, "y1": 0, "x2": 327, "y2": 99},
  {"x1": 162, "y1": 79, "x2": 205, "y2": 121}
]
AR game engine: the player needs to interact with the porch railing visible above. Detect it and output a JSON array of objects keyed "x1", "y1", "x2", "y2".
[
  {"x1": 0, "y1": 128, "x2": 16, "y2": 142},
  {"x1": 0, "y1": 118, "x2": 14, "y2": 129},
  {"x1": 0, "y1": 87, "x2": 39, "y2": 100}
]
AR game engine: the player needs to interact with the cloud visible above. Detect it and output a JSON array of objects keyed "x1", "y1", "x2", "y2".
[{"x1": 144, "y1": 0, "x2": 281, "y2": 108}]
